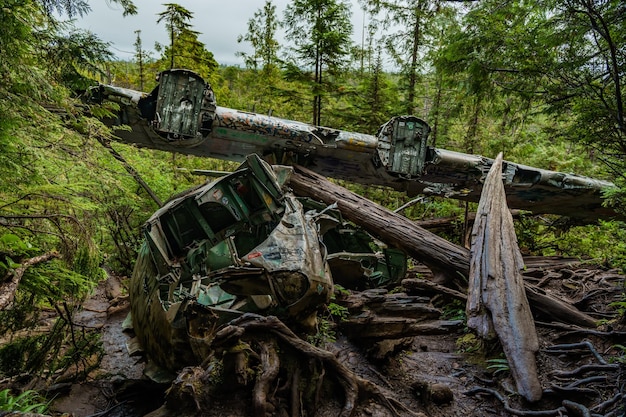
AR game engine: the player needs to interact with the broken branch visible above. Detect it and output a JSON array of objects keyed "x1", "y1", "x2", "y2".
[
  {"x1": 0, "y1": 251, "x2": 60, "y2": 309},
  {"x1": 466, "y1": 153, "x2": 541, "y2": 402}
]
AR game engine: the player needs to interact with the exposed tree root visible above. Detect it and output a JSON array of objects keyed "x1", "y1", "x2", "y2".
[
  {"x1": 253, "y1": 337, "x2": 279, "y2": 416},
  {"x1": 543, "y1": 341, "x2": 609, "y2": 365},
  {"x1": 153, "y1": 262, "x2": 625, "y2": 417},
  {"x1": 204, "y1": 313, "x2": 424, "y2": 417},
  {"x1": 465, "y1": 387, "x2": 566, "y2": 416}
]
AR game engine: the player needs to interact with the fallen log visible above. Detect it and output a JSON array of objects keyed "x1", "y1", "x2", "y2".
[
  {"x1": 402, "y1": 278, "x2": 468, "y2": 302},
  {"x1": 335, "y1": 288, "x2": 460, "y2": 340},
  {"x1": 289, "y1": 165, "x2": 597, "y2": 328},
  {"x1": 339, "y1": 313, "x2": 463, "y2": 340},
  {"x1": 290, "y1": 165, "x2": 470, "y2": 283},
  {"x1": 338, "y1": 288, "x2": 437, "y2": 318},
  {"x1": 466, "y1": 153, "x2": 542, "y2": 402},
  {"x1": 525, "y1": 286, "x2": 597, "y2": 327}
]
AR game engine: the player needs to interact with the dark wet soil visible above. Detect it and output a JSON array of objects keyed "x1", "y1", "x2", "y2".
[
  {"x1": 49, "y1": 275, "x2": 163, "y2": 417},
  {"x1": 47, "y1": 263, "x2": 625, "y2": 417}
]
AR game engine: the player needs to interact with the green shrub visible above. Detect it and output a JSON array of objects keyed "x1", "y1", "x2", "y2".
[{"x1": 0, "y1": 389, "x2": 48, "y2": 413}]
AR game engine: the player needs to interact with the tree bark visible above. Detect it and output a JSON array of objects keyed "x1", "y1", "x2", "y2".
[{"x1": 466, "y1": 153, "x2": 542, "y2": 402}]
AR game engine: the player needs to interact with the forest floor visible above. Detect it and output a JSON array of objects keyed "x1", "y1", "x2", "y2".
[{"x1": 46, "y1": 258, "x2": 626, "y2": 417}]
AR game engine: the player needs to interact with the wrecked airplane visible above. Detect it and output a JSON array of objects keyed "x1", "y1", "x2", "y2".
[
  {"x1": 91, "y1": 68, "x2": 618, "y2": 221},
  {"x1": 128, "y1": 153, "x2": 405, "y2": 375},
  {"x1": 92, "y1": 69, "x2": 616, "y2": 376}
]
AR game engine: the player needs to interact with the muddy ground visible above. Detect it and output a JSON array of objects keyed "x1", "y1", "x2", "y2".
[{"x1": 45, "y1": 260, "x2": 625, "y2": 417}]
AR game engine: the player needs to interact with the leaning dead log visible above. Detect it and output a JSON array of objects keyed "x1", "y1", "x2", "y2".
[
  {"x1": 290, "y1": 165, "x2": 470, "y2": 283},
  {"x1": 289, "y1": 165, "x2": 597, "y2": 328},
  {"x1": 466, "y1": 153, "x2": 542, "y2": 402}
]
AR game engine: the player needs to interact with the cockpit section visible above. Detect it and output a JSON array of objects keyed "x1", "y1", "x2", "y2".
[{"x1": 137, "y1": 154, "x2": 333, "y2": 331}]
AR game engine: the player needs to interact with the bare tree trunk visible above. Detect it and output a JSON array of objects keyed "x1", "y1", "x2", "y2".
[
  {"x1": 466, "y1": 153, "x2": 542, "y2": 402},
  {"x1": 406, "y1": 10, "x2": 421, "y2": 114}
]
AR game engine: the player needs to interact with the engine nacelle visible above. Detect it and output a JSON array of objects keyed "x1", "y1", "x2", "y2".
[
  {"x1": 376, "y1": 116, "x2": 430, "y2": 178},
  {"x1": 139, "y1": 69, "x2": 216, "y2": 144}
]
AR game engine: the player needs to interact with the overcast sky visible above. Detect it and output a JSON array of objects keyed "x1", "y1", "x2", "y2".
[{"x1": 71, "y1": 0, "x2": 367, "y2": 67}]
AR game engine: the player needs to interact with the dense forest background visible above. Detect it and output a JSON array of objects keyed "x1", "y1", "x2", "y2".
[{"x1": 0, "y1": 0, "x2": 624, "y2": 408}]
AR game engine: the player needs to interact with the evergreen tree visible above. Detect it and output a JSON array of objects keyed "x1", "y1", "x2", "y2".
[
  {"x1": 424, "y1": 6, "x2": 462, "y2": 148},
  {"x1": 349, "y1": 47, "x2": 399, "y2": 132},
  {"x1": 155, "y1": 4, "x2": 218, "y2": 81},
  {"x1": 156, "y1": 3, "x2": 194, "y2": 70},
  {"x1": 134, "y1": 30, "x2": 148, "y2": 91},
  {"x1": 235, "y1": 1, "x2": 283, "y2": 114},
  {"x1": 283, "y1": 0, "x2": 353, "y2": 125},
  {"x1": 437, "y1": 0, "x2": 624, "y2": 177},
  {"x1": 237, "y1": 0, "x2": 281, "y2": 74},
  {"x1": 36, "y1": 0, "x2": 136, "y2": 17},
  {"x1": 0, "y1": 0, "x2": 128, "y2": 381},
  {"x1": 361, "y1": 0, "x2": 452, "y2": 115}
]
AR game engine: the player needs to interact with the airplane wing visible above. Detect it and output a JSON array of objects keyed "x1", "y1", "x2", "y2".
[{"x1": 89, "y1": 69, "x2": 618, "y2": 221}]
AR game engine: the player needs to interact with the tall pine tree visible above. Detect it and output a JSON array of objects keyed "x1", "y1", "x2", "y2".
[{"x1": 283, "y1": 0, "x2": 353, "y2": 125}]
